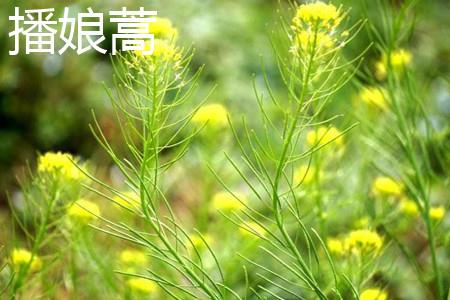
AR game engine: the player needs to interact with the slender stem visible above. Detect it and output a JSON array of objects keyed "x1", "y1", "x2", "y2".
[
  {"x1": 270, "y1": 25, "x2": 327, "y2": 299},
  {"x1": 386, "y1": 66, "x2": 443, "y2": 299}
]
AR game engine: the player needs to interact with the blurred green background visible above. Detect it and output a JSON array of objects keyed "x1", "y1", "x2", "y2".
[{"x1": 0, "y1": 0, "x2": 449, "y2": 202}]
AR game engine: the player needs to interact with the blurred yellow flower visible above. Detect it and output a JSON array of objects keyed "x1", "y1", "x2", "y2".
[
  {"x1": 192, "y1": 103, "x2": 228, "y2": 128},
  {"x1": 153, "y1": 39, "x2": 181, "y2": 61},
  {"x1": 67, "y1": 199, "x2": 100, "y2": 222},
  {"x1": 375, "y1": 48, "x2": 412, "y2": 80},
  {"x1": 390, "y1": 49, "x2": 412, "y2": 70},
  {"x1": 326, "y1": 238, "x2": 344, "y2": 255},
  {"x1": 344, "y1": 229, "x2": 383, "y2": 254},
  {"x1": 375, "y1": 60, "x2": 387, "y2": 81},
  {"x1": 212, "y1": 191, "x2": 246, "y2": 212},
  {"x1": 38, "y1": 152, "x2": 84, "y2": 180},
  {"x1": 127, "y1": 278, "x2": 157, "y2": 294},
  {"x1": 188, "y1": 234, "x2": 213, "y2": 251},
  {"x1": 294, "y1": 165, "x2": 316, "y2": 185},
  {"x1": 113, "y1": 191, "x2": 140, "y2": 210},
  {"x1": 239, "y1": 221, "x2": 266, "y2": 238},
  {"x1": 360, "y1": 288, "x2": 387, "y2": 300},
  {"x1": 359, "y1": 87, "x2": 388, "y2": 111},
  {"x1": 135, "y1": 39, "x2": 181, "y2": 63},
  {"x1": 12, "y1": 248, "x2": 42, "y2": 272},
  {"x1": 306, "y1": 126, "x2": 344, "y2": 147},
  {"x1": 292, "y1": 30, "x2": 334, "y2": 54},
  {"x1": 372, "y1": 176, "x2": 403, "y2": 197},
  {"x1": 429, "y1": 206, "x2": 445, "y2": 221},
  {"x1": 293, "y1": 1, "x2": 341, "y2": 27},
  {"x1": 400, "y1": 198, "x2": 420, "y2": 217},
  {"x1": 120, "y1": 249, "x2": 148, "y2": 266},
  {"x1": 149, "y1": 17, "x2": 178, "y2": 40}
]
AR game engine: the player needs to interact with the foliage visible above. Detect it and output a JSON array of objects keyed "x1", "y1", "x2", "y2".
[{"x1": 1, "y1": 0, "x2": 450, "y2": 299}]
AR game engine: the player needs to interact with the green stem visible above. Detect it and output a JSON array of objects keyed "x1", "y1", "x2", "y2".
[
  {"x1": 271, "y1": 25, "x2": 327, "y2": 299},
  {"x1": 386, "y1": 65, "x2": 443, "y2": 299}
]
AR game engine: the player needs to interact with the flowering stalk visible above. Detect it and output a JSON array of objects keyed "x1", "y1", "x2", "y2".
[
  {"x1": 217, "y1": 1, "x2": 365, "y2": 298},
  {"x1": 360, "y1": 0, "x2": 446, "y2": 297},
  {"x1": 87, "y1": 25, "x2": 229, "y2": 299},
  {"x1": 8, "y1": 152, "x2": 86, "y2": 298}
]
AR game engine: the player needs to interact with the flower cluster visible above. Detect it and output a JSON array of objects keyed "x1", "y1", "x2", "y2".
[
  {"x1": 326, "y1": 238, "x2": 344, "y2": 255},
  {"x1": 400, "y1": 198, "x2": 420, "y2": 217},
  {"x1": 328, "y1": 229, "x2": 383, "y2": 256},
  {"x1": 375, "y1": 48, "x2": 412, "y2": 80},
  {"x1": 192, "y1": 103, "x2": 229, "y2": 129},
  {"x1": 149, "y1": 17, "x2": 178, "y2": 40},
  {"x1": 120, "y1": 249, "x2": 148, "y2": 266},
  {"x1": 344, "y1": 229, "x2": 383, "y2": 254},
  {"x1": 11, "y1": 248, "x2": 42, "y2": 272},
  {"x1": 360, "y1": 288, "x2": 388, "y2": 300},
  {"x1": 306, "y1": 126, "x2": 344, "y2": 148},
  {"x1": 119, "y1": 249, "x2": 149, "y2": 274},
  {"x1": 358, "y1": 86, "x2": 388, "y2": 111},
  {"x1": 127, "y1": 278, "x2": 157, "y2": 294},
  {"x1": 135, "y1": 17, "x2": 181, "y2": 66},
  {"x1": 291, "y1": 1, "x2": 343, "y2": 57},
  {"x1": 211, "y1": 191, "x2": 246, "y2": 212},
  {"x1": 38, "y1": 152, "x2": 85, "y2": 180},
  {"x1": 67, "y1": 199, "x2": 101, "y2": 223},
  {"x1": 371, "y1": 176, "x2": 403, "y2": 197},
  {"x1": 429, "y1": 206, "x2": 445, "y2": 221},
  {"x1": 113, "y1": 191, "x2": 140, "y2": 211},
  {"x1": 372, "y1": 177, "x2": 446, "y2": 221},
  {"x1": 294, "y1": 165, "x2": 316, "y2": 185}
]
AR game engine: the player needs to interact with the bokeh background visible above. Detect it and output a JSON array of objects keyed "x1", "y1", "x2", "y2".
[{"x1": 1, "y1": 0, "x2": 449, "y2": 215}]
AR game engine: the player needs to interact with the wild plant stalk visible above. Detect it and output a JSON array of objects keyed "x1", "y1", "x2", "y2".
[
  {"x1": 8, "y1": 174, "x2": 60, "y2": 299},
  {"x1": 213, "y1": 2, "x2": 366, "y2": 298},
  {"x1": 86, "y1": 48, "x2": 230, "y2": 299},
  {"x1": 385, "y1": 61, "x2": 444, "y2": 298},
  {"x1": 364, "y1": 0, "x2": 445, "y2": 297}
]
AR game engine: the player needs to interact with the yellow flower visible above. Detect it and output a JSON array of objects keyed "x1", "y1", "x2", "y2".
[
  {"x1": 400, "y1": 198, "x2": 420, "y2": 217},
  {"x1": 429, "y1": 206, "x2": 445, "y2": 221},
  {"x1": 359, "y1": 87, "x2": 388, "y2": 111},
  {"x1": 294, "y1": 165, "x2": 316, "y2": 185},
  {"x1": 120, "y1": 249, "x2": 148, "y2": 266},
  {"x1": 344, "y1": 229, "x2": 383, "y2": 254},
  {"x1": 135, "y1": 39, "x2": 181, "y2": 63},
  {"x1": 212, "y1": 191, "x2": 246, "y2": 212},
  {"x1": 127, "y1": 278, "x2": 157, "y2": 294},
  {"x1": 67, "y1": 199, "x2": 100, "y2": 222},
  {"x1": 192, "y1": 103, "x2": 228, "y2": 128},
  {"x1": 306, "y1": 126, "x2": 344, "y2": 147},
  {"x1": 153, "y1": 39, "x2": 181, "y2": 61},
  {"x1": 293, "y1": 1, "x2": 341, "y2": 28},
  {"x1": 390, "y1": 49, "x2": 412, "y2": 70},
  {"x1": 292, "y1": 30, "x2": 334, "y2": 55},
  {"x1": 239, "y1": 221, "x2": 266, "y2": 238},
  {"x1": 375, "y1": 48, "x2": 412, "y2": 79},
  {"x1": 372, "y1": 176, "x2": 403, "y2": 197},
  {"x1": 113, "y1": 191, "x2": 140, "y2": 210},
  {"x1": 360, "y1": 288, "x2": 388, "y2": 300},
  {"x1": 326, "y1": 238, "x2": 344, "y2": 255},
  {"x1": 375, "y1": 60, "x2": 387, "y2": 81},
  {"x1": 38, "y1": 152, "x2": 84, "y2": 180},
  {"x1": 11, "y1": 248, "x2": 42, "y2": 272},
  {"x1": 149, "y1": 17, "x2": 178, "y2": 40}
]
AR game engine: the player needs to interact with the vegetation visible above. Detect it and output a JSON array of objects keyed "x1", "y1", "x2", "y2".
[{"x1": 1, "y1": 0, "x2": 449, "y2": 299}]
